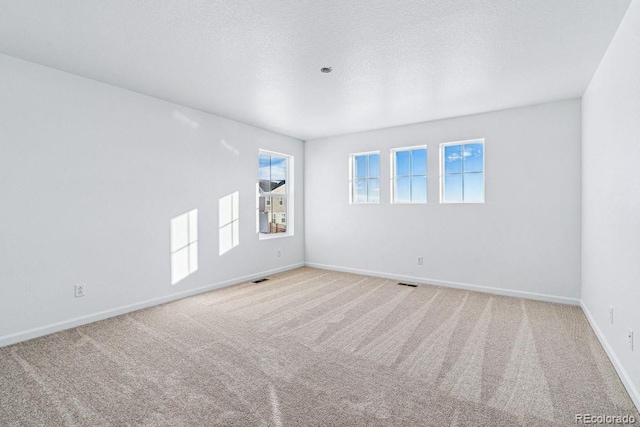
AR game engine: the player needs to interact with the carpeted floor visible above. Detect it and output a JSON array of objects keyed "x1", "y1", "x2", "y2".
[{"x1": 1, "y1": 267, "x2": 638, "y2": 426}]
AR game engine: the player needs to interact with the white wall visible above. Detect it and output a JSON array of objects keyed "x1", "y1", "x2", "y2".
[
  {"x1": 305, "y1": 99, "x2": 582, "y2": 303},
  {"x1": 581, "y1": 0, "x2": 640, "y2": 408},
  {"x1": 0, "y1": 53, "x2": 304, "y2": 345}
]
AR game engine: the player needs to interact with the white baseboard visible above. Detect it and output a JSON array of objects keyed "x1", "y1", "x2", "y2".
[
  {"x1": 581, "y1": 301, "x2": 640, "y2": 412},
  {"x1": 304, "y1": 262, "x2": 581, "y2": 306},
  {"x1": 0, "y1": 262, "x2": 304, "y2": 348}
]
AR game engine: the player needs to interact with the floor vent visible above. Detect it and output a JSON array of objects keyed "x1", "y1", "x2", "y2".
[
  {"x1": 252, "y1": 278, "x2": 269, "y2": 283},
  {"x1": 397, "y1": 282, "x2": 418, "y2": 288}
]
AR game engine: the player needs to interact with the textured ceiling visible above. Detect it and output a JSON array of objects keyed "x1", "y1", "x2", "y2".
[{"x1": 0, "y1": 0, "x2": 631, "y2": 140}]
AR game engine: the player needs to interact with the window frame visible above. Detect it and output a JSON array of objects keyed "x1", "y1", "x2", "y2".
[
  {"x1": 349, "y1": 151, "x2": 381, "y2": 204},
  {"x1": 390, "y1": 145, "x2": 428, "y2": 204},
  {"x1": 258, "y1": 149, "x2": 294, "y2": 240},
  {"x1": 439, "y1": 139, "x2": 485, "y2": 204}
]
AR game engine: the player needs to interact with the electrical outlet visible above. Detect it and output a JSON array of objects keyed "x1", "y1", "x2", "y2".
[
  {"x1": 277, "y1": 249, "x2": 281, "y2": 257},
  {"x1": 75, "y1": 284, "x2": 85, "y2": 298},
  {"x1": 417, "y1": 256, "x2": 423, "y2": 265},
  {"x1": 609, "y1": 305, "x2": 614, "y2": 325},
  {"x1": 629, "y1": 329, "x2": 634, "y2": 351}
]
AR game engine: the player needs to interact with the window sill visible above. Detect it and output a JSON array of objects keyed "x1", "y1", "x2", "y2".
[
  {"x1": 259, "y1": 232, "x2": 294, "y2": 240},
  {"x1": 391, "y1": 201, "x2": 428, "y2": 205},
  {"x1": 440, "y1": 200, "x2": 485, "y2": 204}
]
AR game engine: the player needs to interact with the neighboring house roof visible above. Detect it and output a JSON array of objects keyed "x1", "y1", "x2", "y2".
[{"x1": 259, "y1": 180, "x2": 286, "y2": 193}]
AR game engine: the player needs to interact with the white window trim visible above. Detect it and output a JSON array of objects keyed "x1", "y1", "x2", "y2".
[
  {"x1": 258, "y1": 149, "x2": 295, "y2": 240},
  {"x1": 349, "y1": 150, "x2": 381, "y2": 204},
  {"x1": 439, "y1": 138, "x2": 485, "y2": 204},
  {"x1": 390, "y1": 144, "x2": 428, "y2": 204}
]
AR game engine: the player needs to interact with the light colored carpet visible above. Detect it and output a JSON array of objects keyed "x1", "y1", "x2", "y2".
[{"x1": 1, "y1": 267, "x2": 638, "y2": 426}]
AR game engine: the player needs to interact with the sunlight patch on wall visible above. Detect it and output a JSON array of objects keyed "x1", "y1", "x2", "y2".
[
  {"x1": 172, "y1": 110, "x2": 199, "y2": 129},
  {"x1": 219, "y1": 192, "x2": 240, "y2": 255},
  {"x1": 171, "y1": 209, "x2": 198, "y2": 284}
]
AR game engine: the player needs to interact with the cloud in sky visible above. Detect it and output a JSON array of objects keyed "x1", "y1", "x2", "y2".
[
  {"x1": 446, "y1": 146, "x2": 482, "y2": 162},
  {"x1": 446, "y1": 152, "x2": 462, "y2": 162}
]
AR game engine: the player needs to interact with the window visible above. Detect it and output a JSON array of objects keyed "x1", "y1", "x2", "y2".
[
  {"x1": 349, "y1": 152, "x2": 380, "y2": 204},
  {"x1": 440, "y1": 139, "x2": 484, "y2": 203},
  {"x1": 170, "y1": 209, "x2": 198, "y2": 285},
  {"x1": 259, "y1": 150, "x2": 293, "y2": 236},
  {"x1": 391, "y1": 146, "x2": 427, "y2": 203},
  {"x1": 219, "y1": 191, "x2": 239, "y2": 255},
  {"x1": 281, "y1": 213, "x2": 286, "y2": 223}
]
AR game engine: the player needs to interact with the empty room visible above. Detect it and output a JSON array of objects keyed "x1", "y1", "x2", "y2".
[{"x1": 1, "y1": 0, "x2": 639, "y2": 425}]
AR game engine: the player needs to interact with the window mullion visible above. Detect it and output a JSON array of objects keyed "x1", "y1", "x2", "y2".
[
  {"x1": 410, "y1": 150, "x2": 414, "y2": 202},
  {"x1": 366, "y1": 177, "x2": 369, "y2": 203},
  {"x1": 366, "y1": 154, "x2": 370, "y2": 203}
]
